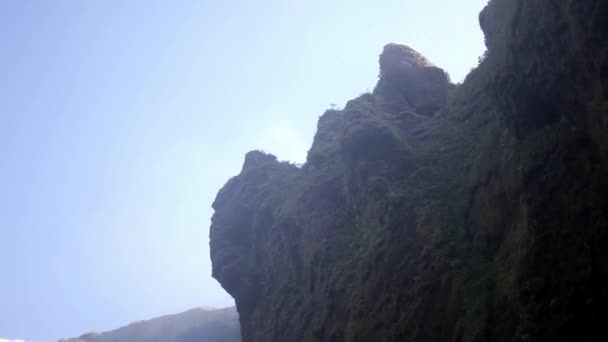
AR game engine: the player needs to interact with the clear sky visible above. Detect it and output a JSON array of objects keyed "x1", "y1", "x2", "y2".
[{"x1": 0, "y1": 1, "x2": 487, "y2": 341}]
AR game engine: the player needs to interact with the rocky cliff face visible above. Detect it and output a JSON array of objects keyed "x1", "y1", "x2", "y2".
[
  {"x1": 60, "y1": 307, "x2": 240, "y2": 342},
  {"x1": 210, "y1": 0, "x2": 608, "y2": 341}
]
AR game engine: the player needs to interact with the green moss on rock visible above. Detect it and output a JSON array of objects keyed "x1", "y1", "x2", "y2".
[{"x1": 210, "y1": 1, "x2": 608, "y2": 341}]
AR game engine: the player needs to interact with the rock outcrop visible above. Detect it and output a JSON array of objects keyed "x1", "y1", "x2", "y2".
[
  {"x1": 60, "y1": 307, "x2": 240, "y2": 342},
  {"x1": 210, "y1": 0, "x2": 608, "y2": 341},
  {"x1": 375, "y1": 43, "x2": 449, "y2": 116}
]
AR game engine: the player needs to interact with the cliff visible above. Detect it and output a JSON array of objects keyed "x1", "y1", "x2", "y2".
[
  {"x1": 59, "y1": 307, "x2": 240, "y2": 342},
  {"x1": 210, "y1": 0, "x2": 608, "y2": 341}
]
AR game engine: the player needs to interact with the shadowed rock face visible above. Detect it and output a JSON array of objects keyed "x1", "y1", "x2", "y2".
[
  {"x1": 210, "y1": 0, "x2": 608, "y2": 341},
  {"x1": 376, "y1": 43, "x2": 449, "y2": 116},
  {"x1": 59, "y1": 307, "x2": 240, "y2": 342}
]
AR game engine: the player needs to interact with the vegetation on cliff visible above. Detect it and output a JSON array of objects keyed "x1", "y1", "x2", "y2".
[{"x1": 210, "y1": 0, "x2": 608, "y2": 341}]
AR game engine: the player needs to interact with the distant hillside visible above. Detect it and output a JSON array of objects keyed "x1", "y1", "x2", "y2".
[{"x1": 59, "y1": 306, "x2": 240, "y2": 342}]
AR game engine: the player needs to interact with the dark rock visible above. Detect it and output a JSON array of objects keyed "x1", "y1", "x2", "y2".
[
  {"x1": 243, "y1": 150, "x2": 278, "y2": 169},
  {"x1": 376, "y1": 43, "x2": 449, "y2": 116},
  {"x1": 210, "y1": 0, "x2": 608, "y2": 341}
]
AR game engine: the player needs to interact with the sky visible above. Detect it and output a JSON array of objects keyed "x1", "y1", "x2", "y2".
[{"x1": 0, "y1": 1, "x2": 487, "y2": 341}]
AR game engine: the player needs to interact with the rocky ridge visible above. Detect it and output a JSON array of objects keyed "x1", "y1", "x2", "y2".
[
  {"x1": 210, "y1": 0, "x2": 608, "y2": 341},
  {"x1": 60, "y1": 307, "x2": 240, "y2": 342}
]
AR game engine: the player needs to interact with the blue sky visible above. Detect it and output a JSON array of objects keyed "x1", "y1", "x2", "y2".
[{"x1": 0, "y1": 1, "x2": 486, "y2": 341}]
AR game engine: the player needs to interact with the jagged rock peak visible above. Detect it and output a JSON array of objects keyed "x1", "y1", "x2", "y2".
[
  {"x1": 379, "y1": 43, "x2": 436, "y2": 75},
  {"x1": 242, "y1": 150, "x2": 277, "y2": 169},
  {"x1": 210, "y1": 1, "x2": 608, "y2": 340},
  {"x1": 376, "y1": 43, "x2": 448, "y2": 116}
]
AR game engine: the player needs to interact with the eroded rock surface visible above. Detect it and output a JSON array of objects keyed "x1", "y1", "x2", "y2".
[
  {"x1": 376, "y1": 43, "x2": 449, "y2": 116},
  {"x1": 210, "y1": 0, "x2": 608, "y2": 341}
]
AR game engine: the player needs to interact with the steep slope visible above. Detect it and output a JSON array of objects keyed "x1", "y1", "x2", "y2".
[
  {"x1": 60, "y1": 307, "x2": 240, "y2": 342},
  {"x1": 210, "y1": 0, "x2": 608, "y2": 341}
]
